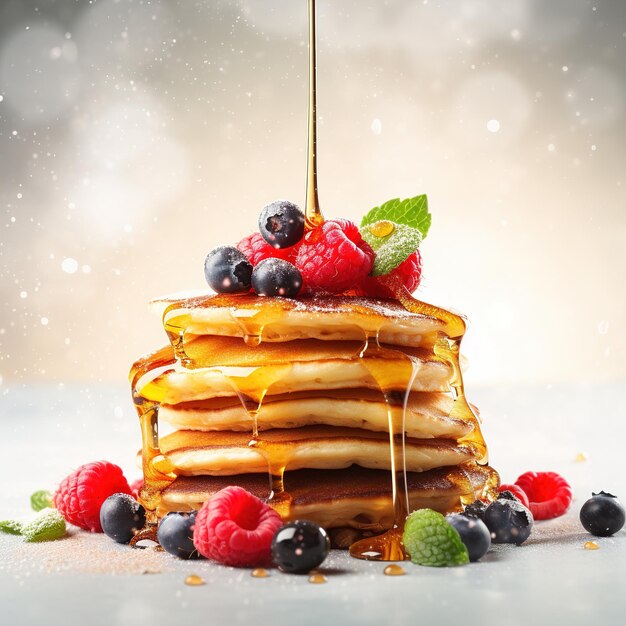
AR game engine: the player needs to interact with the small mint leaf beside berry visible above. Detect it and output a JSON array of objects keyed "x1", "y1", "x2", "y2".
[
  {"x1": 30, "y1": 489, "x2": 53, "y2": 512},
  {"x1": 0, "y1": 520, "x2": 24, "y2": 535},
  {"x1": 21, "y1": 508, "x2": 66, "y2": 542},
  {"x1": 403, "y1": 508, "x2": 469, "y2": 567},
  {"x1": 360, "y1": 195, "x2": 431, "y2": 239},
  {"x1": 360, "y1": 221, "x2": 422, "y2": 276}
]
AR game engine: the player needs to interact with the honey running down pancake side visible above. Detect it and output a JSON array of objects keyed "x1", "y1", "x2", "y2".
[
  {"x1": 158, "y1": 463, "x2": 499, "y2": 528},
  {"x1": 133, "y1": 341, "x2": 453, "y2": 405},
  {"x1": 156, "y1": 293, "x2": 466, "y2": 354},
  {"x1": 154, "y1": 426, "x2": 478, "y2": 476},
  {"x1": 158, "y1": 389, "x2": 472, "y2": 440},
  {"x1": 131, "y1": 291, "x2": 496, "y2": 548}
]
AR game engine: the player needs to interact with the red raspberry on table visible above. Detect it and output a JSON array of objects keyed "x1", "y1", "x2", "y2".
[
  {"x1": 193, "y1": 486, "x2": 282, "y2": 567},
  {"x1": 295, "y1": 219, "x2": 375, "y2": 294},
  {"x1": 237, "y1": 232, "x2": 293, "y2": 266},
  {"x1": 53, "y1": 461, "x2": 132, "y2": 532},
  {"x1": 514, "y1": 471, "x2": 573, "y2": 520},
  {"x1": 498, "y1": 483, "x2": 530, "y2": 508},
  {"x1": 362, "y1": 250, "x2": 422, "y2": 298}
]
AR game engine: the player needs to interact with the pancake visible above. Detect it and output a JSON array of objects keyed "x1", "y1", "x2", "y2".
[
  {"x1": 157, "y1": 292, "x2": 465, "y2": 348},
  {"x1": 134, "y1": 346, "x2": 452, "y2": 404},
  {"x1": 158, "y1": 463, "x2": 498, "y2": 528},
  {"x1": 159, "y1": 390, "x2": 471, "y2": 439},
  {"x1": 180, "y1": 335, "x2": 431, "y2": 368},
  {"x1": 155, "y1": 426, "x2": 476, "y2": 476}
]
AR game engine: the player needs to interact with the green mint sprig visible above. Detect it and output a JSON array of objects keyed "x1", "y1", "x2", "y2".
[
  {"x1": 0, "y1": 520, "x2": 24, "y2": 535},
  {"x1": 403, "y1": 508, "x2": 469, "y2": 567},
  {"x1": 21, "y1": 508, "x2": 66, "y2": 542},
  {"x1": 30, "y1": 490, "x2": 53, "y2": 512},
  {"x1": 0, "y1": 509, "x2": 66, "y2": 542},
  {"x1": 360, "y1": 195, "x2": 431, "y2": 239},
  {"x1": 361, "y1": 222, "x2": 423, "y2": 276}
]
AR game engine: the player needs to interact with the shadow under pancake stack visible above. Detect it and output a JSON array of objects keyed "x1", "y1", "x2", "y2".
[{"x1": 130, "y1": 292, "x2": 499, "y2": 554}]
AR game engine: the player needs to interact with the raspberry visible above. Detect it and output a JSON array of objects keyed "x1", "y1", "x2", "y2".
[
  {"x1": 363, "y1": 250, "x2": 422, "y2": 298},
  {"x1": 237, "y1": 232, "x2": 293, "y2": 266},
  {"x1": 295, "y1": 219, "x2": 375, "y2": 294},
  {"x1": 53, "y1": 461, "x2": 132, "y2": 532},
  {"x1": 192, "y1": 486, "x2": 282, "y2": 567},
  {"x1": 498, "y1": 484, "x2": 530, "y2": 508},
  {"x1": 515, "y1": 471, "x2": 573, "y2": 520}
]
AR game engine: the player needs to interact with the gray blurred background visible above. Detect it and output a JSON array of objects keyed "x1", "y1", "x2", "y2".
[{"x1": 0, "y1": 0, "x2": 625, "y2": 393}]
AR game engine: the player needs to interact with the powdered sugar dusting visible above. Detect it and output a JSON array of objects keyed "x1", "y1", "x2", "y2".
[{"x1": 0, "y1": 528, "x2": 172, "y2": 576}]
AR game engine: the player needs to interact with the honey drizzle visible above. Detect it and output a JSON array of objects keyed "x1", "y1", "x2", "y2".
[
  {"x1": 212, "y1": 316, "x2": 294, "y2": 515},
  {"x1": 130, "y1": 348, "x2": 178, "y2": 527},
  {"x1": 349, "y1": 336, "x2": 414, "y2": 561},
  {"x1": 134, "y1": 289, "x2": 496, "y2": 542},
  {"x1": 305, "y1": 0, "x2": 323, "y2": 229},
  {"x1": 394, "y1": 277, "x2": 498, "y2": 503}
]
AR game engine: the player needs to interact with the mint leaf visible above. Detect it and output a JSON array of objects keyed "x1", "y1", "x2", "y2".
[
  {"x1": 361, "y1": 195, "x2": 431, "y2": 239},
  {"x1": 0, "y1": 520, "x2": 23, "y2": 535},
  {"x1": 361, "y1": 221, "x2": 422, "y2": 276},
  {"x1": 21, "y1": 508, "x2": 66, "y2": 542},
  {"x1": 403, "y1": 509, "x2": 469, "y2": 567},
  {"x1": 30, "y1": 489, "x2": 53, "y2": 512}
]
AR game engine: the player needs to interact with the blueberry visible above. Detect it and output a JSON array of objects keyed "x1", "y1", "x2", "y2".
[
  {"x1": 580, "y1": 491, "x2": 625, "y2": 537},
  {"x1": 271, "y1": 520, "x2": 330, "y2": 574},
  {"x1": 258, "y1": 200, "x2": 305, "y2": 249},
  {"x1": 100, "y1": 493, "x2": 146, "y2": 544},
  {"x1": 463, "y1": 500, "x2": 488, "y2": 521},
  {"x1": 446, "y1": 513, "x2": 491, "y2": 562},
  {"x1": 204, "y1": 246, "x2": 252, "y2": 293},
  {"x1": 251, "y1": 258, "x2": 302, "y2": 298},
  {"x1": 157, "y1": 511, "x2": 199, "y2": 559},
  {"x1": 483, "y1": 499, "x2": 533, "y2": 545},
  {"x1": 497, "y1": 490, "x2": 521, "y2": 504}
]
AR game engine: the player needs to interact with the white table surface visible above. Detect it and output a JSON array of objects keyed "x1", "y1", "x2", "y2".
[{"x1": 1, "y1": 382, "x2": 625, "y2": 626}]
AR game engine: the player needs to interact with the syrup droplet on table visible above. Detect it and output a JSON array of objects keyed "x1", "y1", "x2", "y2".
[
  {"x1": 308, "y1": 573, "x2": 327, "y2": 584},
  {"x1": 184, "y1": 574, "x2": 206, "y2": 586},
  {"x1": 575, "y1": 452, "x2": 588, "y2": 462},
  {"x1": 584, "y1": 541, "x2": 599, "y2": 550},
  {"x1": 383, "y1": 564, "x2": 406, "y2": 576},
  {"x1": 251, "y1": 568, "x2": 270, "y2": 578}
]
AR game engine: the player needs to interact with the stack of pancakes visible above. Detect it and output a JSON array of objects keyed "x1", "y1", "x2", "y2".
[{"x1": 132, "y1": 293, "x2": 497, "y2": 539}]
